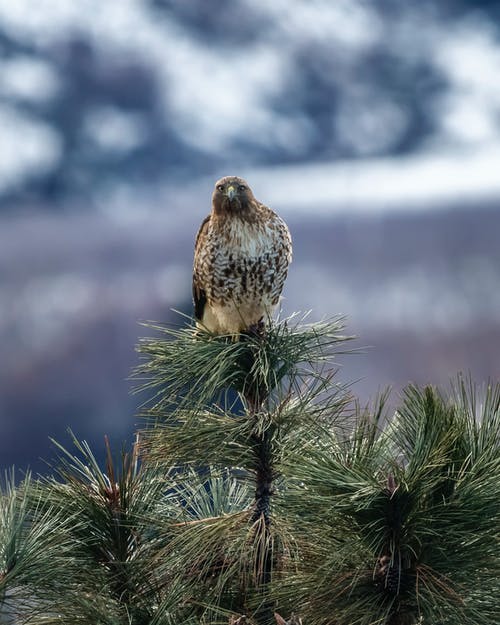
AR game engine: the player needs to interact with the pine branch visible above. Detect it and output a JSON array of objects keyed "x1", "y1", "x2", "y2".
[
  {"x1": 133, "y1": 313, "x2": 353, "y2": 416},
  {"x1": 0, "y1": 471, "x2": 82, "y2": 623},
  {"x1": 135, "y1": 314, "x2": 354, "y2": 624},
  {"x1": 21, "y1": 433, "x2": 204, "y2": 624},
  {"x1": 277, "y1": 381, "x2": 500, "y2": 625}
]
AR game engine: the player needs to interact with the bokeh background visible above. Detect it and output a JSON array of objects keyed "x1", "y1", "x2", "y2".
[{"x1": 1, "y1": 0, "x2": 499, "y2": 473}]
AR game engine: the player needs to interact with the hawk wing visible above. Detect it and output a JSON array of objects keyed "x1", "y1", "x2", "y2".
[{"x1": 192, "y1": 215, "x2": 210, "y2": 322}]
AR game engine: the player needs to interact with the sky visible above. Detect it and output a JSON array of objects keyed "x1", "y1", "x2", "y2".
[{"x1": 0, "y1": 0, "x2": 499, "y2": 472}]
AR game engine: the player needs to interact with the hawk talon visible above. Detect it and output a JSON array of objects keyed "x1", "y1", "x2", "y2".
[{"x1": 246, "y1": 319, "x2": 266, "y2": 338}]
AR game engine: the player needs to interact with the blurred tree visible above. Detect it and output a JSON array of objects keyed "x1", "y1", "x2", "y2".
[{"x1": 6, "y1": 1, "x2": 499, "y2": 209}]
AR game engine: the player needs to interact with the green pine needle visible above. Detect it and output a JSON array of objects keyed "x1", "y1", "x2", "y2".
[
  {"x1": 278, "y1": 380, "x2": 500, "y2": 625},
  {"x1": 133, "y1": 312, "x2": 353, "y2": 416},
  {"x1": 3, "y1": 308, "x2": 498, "y2": 625}
]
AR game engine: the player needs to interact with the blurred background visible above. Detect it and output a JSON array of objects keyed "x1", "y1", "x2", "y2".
[{"x1": 1, "y1": 0, "x2": 499, "y2": 473}]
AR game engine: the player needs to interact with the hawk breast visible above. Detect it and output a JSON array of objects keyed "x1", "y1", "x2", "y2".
[
  {"x1": 193, "y1": 205, "x2": 292, "y2": 333},
  {"x1": 208, "y1": 218, "x2": 288, "y2": 306}
]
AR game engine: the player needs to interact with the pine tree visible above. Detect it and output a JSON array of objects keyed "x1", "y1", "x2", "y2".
[
  {"x1": 134, "y1": 315, "x2": 352, "y2": 624},
  {"x1": 0, "y1": 315, "x2": 499, "y2": 625}
]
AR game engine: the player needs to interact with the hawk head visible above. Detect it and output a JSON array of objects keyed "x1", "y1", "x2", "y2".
[{"x1": 212, "y1": 176, "x2": 256, "y2": 216}]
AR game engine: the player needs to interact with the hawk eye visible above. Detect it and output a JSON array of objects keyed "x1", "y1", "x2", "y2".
[
  {"x1": 238, "y1": 184, "x2": 247, "y2": 191},
  {"x1": 216, "y1": 184, "x2": 224, "y2": 192}
]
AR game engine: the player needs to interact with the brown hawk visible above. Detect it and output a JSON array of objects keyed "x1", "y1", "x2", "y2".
[{"x1": 192, "y1": 176, "x2": 292, "y2": 335}]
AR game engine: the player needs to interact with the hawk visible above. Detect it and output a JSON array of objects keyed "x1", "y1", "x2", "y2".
[{"x1": 192, "y1": 176, "x2": 292, "y2": 335}]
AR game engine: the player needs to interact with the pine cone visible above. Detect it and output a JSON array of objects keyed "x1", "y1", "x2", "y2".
[{"x1": 375, "y1": 555, "x2": 406, "y2": 595}]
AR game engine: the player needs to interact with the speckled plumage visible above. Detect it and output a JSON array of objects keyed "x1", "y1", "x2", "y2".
[{"x1": 193, "y1": 176, "x2": 292, "y2": 334}]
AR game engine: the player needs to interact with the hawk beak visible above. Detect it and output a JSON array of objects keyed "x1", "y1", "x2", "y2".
[{"x1": 226, "y1": 186, "x2": 236, "y2": 201}]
